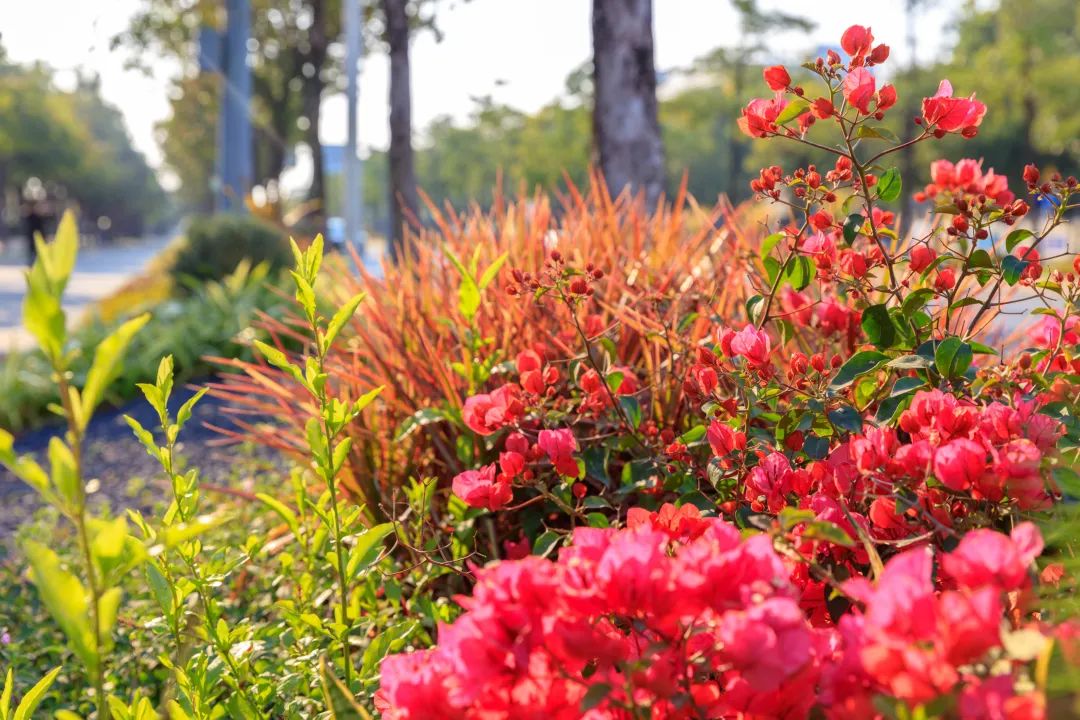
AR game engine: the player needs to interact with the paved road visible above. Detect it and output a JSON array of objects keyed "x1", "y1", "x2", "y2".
[{"x1": 0, "y1": 234, "x2": 173, "y2": 353}]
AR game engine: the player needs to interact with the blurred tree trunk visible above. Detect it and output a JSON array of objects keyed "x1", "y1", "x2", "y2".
[
  {"x1": 384, "y1": 0, "x2": 419, "y2": 261},
  {"x1": 302, "y1": 0, "x2": 328, "y2": 227},
  {"x1": 591, "y1": 0, "x2": 666, "y2": 206}
]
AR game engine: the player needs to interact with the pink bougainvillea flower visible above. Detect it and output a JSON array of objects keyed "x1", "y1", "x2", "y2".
[
  {"x1": 462, "y1": 384, "x2": 524, "y2": 436},
  {"x1": 922, "y1": 79, "x2": 986, "y2": 134},
  {"x1": 737, "y1": 94, "x2": 788, "y2": 138},
  {"x1": 843, "y1": 67, "x2": 876, "y2": 113},
  {"x1": 942, "y1": 522, "x2": 1043, "y2": 593},
  {"x1": 452, "y1": 464, "x2": 512, "y2": 511},
  {"x1": 538, "y1": 428, "x2": 581, "y2": 478},
  {"x1": 933, "y1": 438, "x2": 986, "y2": 491},
  {"x1": 729, "y1": 324, "x2": 772, "y2": 366}
]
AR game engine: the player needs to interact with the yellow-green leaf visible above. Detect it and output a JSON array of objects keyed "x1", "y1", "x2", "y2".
[
  {"x1": 11, "y1": 666, "x2": 62, "y2": 720},
  {"x1": 80, "y1": 313, "x2": 152, "y2": 430}
]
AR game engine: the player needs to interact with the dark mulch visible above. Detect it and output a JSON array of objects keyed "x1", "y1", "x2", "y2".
[{"x1": 0, "y1": 381, "x2": 287, "y2": 541}]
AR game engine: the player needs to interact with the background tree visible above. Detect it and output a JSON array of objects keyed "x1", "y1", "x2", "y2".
[
  {"x1": 591, "y1": 0, "x2": 666, "y2": 205},
  {"x1": 116, "y1": 0, "x2": 343, "y2": 217}
]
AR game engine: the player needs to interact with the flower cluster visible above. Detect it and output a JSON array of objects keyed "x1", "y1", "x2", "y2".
[{"x1": 378, "y1": 507, "x2": 1049, "y2": 718}]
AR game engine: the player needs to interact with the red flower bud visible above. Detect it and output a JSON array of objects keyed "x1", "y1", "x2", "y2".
[{"x1": 1023, "y1": 164, "x2": 1040, "y2": 186}]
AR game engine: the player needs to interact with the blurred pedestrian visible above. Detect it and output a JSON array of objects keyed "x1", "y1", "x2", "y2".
[{"x1": 23, "y1": 201, "x2": 44, "y2": 266}]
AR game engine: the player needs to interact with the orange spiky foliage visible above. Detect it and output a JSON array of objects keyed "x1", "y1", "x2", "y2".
[{"x1": 208, "y1": 177, "x2": 761, "y2": 517}]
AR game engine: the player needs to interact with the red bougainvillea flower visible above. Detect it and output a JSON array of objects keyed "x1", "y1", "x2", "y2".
[
  {"x1": 841, "y1": 24, "x2": 874, "y2": 61},
  {"x1": 843, "y1": 67, "x2": 876, "y2": 113},
  {"x1": 909, "y1": 244, "x2": 937, "y2": 272},
  {"x1": 915, "y1": 158, "x2": 1014, "y2": 206},
  {"x1": 763, "y1": 65, "x2": 790, "y2": 91},
  {"x1": 452, "y1": 464, "x2": 512, "y2": 510},
  {"x1": 737, "y1": 94, "x2": 788, "y2": 138},
  {"x1": 922, "y1": 79, "x2": 986, "y2": 135},
  {"x1": 462, "y1": 385, "x2": 524, "y2": 436},
  {"x1": 538, "y1": 428, "x2": 581, "y2": 478},
  {"x1": 876, "y1": 83, "x2": 897, "y2": 111},
  {"x1": 708, "y1": 420, "x2": 746, "y2": 457}
]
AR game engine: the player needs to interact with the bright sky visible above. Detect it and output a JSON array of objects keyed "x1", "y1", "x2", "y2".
[{"x1": 1, "y1": 0, "x2": 966, "y2": 178}]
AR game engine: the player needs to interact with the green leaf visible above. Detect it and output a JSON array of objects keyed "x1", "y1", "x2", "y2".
[
  {"x1": 887, "y1": 354, "x2": 932, "y2": 369},
  {"x1": 319, "y1": 657, "x2": 370, "y2": 719},
  {"x1": 290, "y1": 270, "x2": 318, "y2": 318},
  {"x1": 830, "y1": 351, "x2": 888, "y2": 390},
  {"x1": 935, "y1": 337, "x2": 973, "y2": 378},
  {"x1": 580, "y1": 682, "x2": 612, "y2": 712},
  {"x1": 1005, "y1": 229, "x2": 1034, "y2": 253},
  {"x1": 842, "y1": 214, "x2": 863, "y2": 245},
  {"x1": 22, "y1": 282, "x2": 65, "y2": 362},
  {"x1": 48, "y1": 437, "x2": 79, "y2": 507},
  {"x1": 967, "y1": 249, "x2": 993, "y2": 269},
  {"x1": 443, "y1": 245, "x2": 482, "y2": 321},
  {"x1": 1002, "y1": 255, "x2": 1029, "y2": 286},
  {"x1": 256, "y1": 493, "x2": 301, "y2": 539},
  {"x1": 478, "y1": 252, "x2": 510, "y2": 290},
  {"x1": 347, "y1": 523, "x2": 394, "y2": 579},
  {"x1": 901, "y1": 288, "x2": 935, "y2": 317},
  {"x1": 354, "y1": 385, "x2": 384, "y2": 415},
  {"x1": 11, "y1": 667, "x2": 62, "y2": 720},
  {"x1": 855, "y1": 124, "x2": 900, "y2": 142},
  {"x1": 324, "y1": 292, "x2": 367, "y2": 350},
  {"x1": 80, "y1": 313, "x2": 151, "y2": 428},
  {"x1": 532, "y1": 530, "x2": 562, "y2": 558},
  {"x1": 679, "y1": 425, "x2": 707, "y2": 444},
  {"x1": 24, "y1": 541, "x2": 97, "y2": 673},
  {"x1": 359, "y1": 620, "x2": 419, "y2": 680},
  {"x1": 827, "y1": 405, "x2": 863, "y2": 434},
  {"x1": 877, "y1": 168, "x2": 902, "y2": 202},
  {"x1": 861, "y1": 304, "x2": 896, "y2": 349},
  {"x1": 774, "y1": 97, "x2": 811, "y2": 125},
  {"x1": 1, "y1": 669, "x2": 11, "y2": 720},
  {"x1": 619, "y1": 396, "x2": 642, "y2": 430},
  {"x1": 760, "y1": 232, "x2": 784, "y2": 259},
  {"x1": 254, "y1": 340, "x2": 304, "y2": 385},
  {"x1": 781, "y1": 256, "x2": 814, "y2": 291},
  {"x1": 176, "y1": 388, "x2": 209, "y2": 431}
]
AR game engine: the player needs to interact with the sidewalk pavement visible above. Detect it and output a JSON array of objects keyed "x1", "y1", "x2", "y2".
[{"x1": 0, "y1": 234, "x2": 173, "y2": 353}]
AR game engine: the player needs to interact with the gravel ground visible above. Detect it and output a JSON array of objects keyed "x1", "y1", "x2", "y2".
[{"x1": 0, "y1": 381, "x2": 287, "y2": 541}]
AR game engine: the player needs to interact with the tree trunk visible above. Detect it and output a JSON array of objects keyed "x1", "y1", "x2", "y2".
[
  {"x1": 303, "y1": 0, "x2": 328, "y2": 229},
  {"x1": 384, "y1": 0, "x2": 419, "y2": 261},
  {"x1": 591, "y1": 0, "x2": 666, "y2": 207}
]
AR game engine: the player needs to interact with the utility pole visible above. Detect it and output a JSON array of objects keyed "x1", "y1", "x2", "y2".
[
  {"x1": 343, "y1": 0, "x2": 365, "y2": 253},
  {"x1": 217, "y1": 0, "x2": 252, "y2": 212}
]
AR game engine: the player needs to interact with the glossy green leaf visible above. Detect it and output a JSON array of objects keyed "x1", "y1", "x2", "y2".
[
  {"x1": 782, "y1": 256, "x2": 814, "y2": 291},
  {"x1": 1001, "y1": 255, "x2": 1029, "y2": 286},
  {"x1": 830, "y1": 351, "x2": 889, "y2": 390},
  {"x1": 1005, "y1": 229, "x2": 1034, "y2": 253},
  {"x1": 842, "y1": 214, "x2": 863, "y2": 245},
  {"x1": 861, "y1": 304, "x2": 896, "y2": 349},
  {"x1": 346, "y1": 523, "x2": 394, "y2": 579},
  {"x1": 935, "y1": 337, "x2": 973, "y2": 378},
  {"x1": 877, "y1": 168, "x2": 902, "y2": 202},
  {"x1": 774, "y1": 97, "x2": 810, "y2": 125}
]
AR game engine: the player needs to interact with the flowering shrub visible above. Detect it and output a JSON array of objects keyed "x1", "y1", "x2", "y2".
[
  {"x1": 211, "y1": 181, "x2": 760, "y2": 512},
  {"x1": 378, "y1": 508, "x2": 1050, "y2": 718},
  {"x1": 378, "y1": 23, "x2": 1080, "y2": 718}
]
